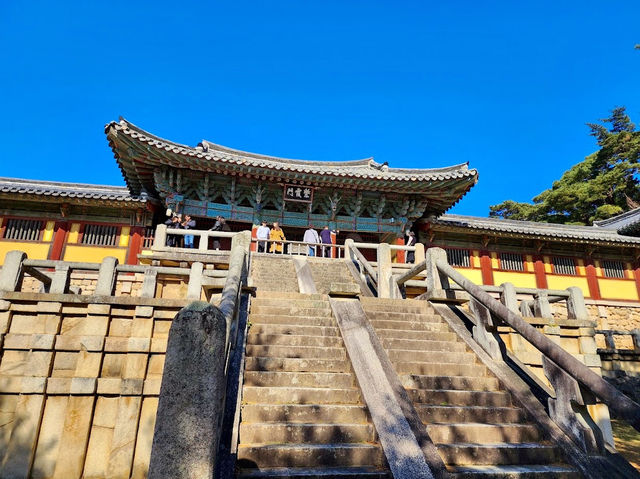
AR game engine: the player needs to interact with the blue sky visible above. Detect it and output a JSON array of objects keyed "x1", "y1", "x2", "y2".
[{"x1": 1, "y1": 1, "x2": 638, "y2": 217}]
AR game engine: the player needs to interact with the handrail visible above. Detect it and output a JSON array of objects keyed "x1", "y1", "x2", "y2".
[
  {"x1": 251, "y1": 238, "x2": 345, "y2": 258},
  {"x1": 435, "y1": 257, "x2": 640, "y2": 432},
  {"x1": 351, "y1": 241, "x2": 416, "y2": 252},
  {"x1": 350, "y1": 245, "x2": 378, "y2": 284},
  {"x1": 395, "y1": 260, "x2": 427, "y2": 285}
]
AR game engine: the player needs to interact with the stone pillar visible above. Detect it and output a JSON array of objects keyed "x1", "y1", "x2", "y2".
[
  {"x1": 533, "y1": 291, "x2": 552, "y2": 319},
  {"x1": 49, "y1": 264, "x2": 71, "y2": 294},
  {"x1": 500, "y1": 282, "x2": 519, "y2": 314},
  {"x1": 424, "y1": 247, "x2": 449, "y2": 299},
  {"x1": 187, "y1": 263, "x2": 204, "y2": 300},
  {"x1": 344, "y1": 239, "x2": 356, "y2": 261},
  {"x1": 414, "y1": 243, "x2": 425, "y2": 264},
  {"x1": 0, "y1": 251, "x2": 27, "y2": 293},
  {"x1": 153, "y1": 224, "x2": 167, "y2": 251},
  {"x1": 95, "y1": 257, "x2": 118, "y2": 296},
  {"x1": 377, "y1": 243, "x2": 393, "y2": 298},
  {"x1": 148, "y1": 303, "x2": 228, "y2": 479},
  {"x1": 566, "y1": 286, "x2": 588, "y2": 321}
]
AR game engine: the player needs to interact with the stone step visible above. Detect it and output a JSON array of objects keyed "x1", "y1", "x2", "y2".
[
  {"x1": 369, "y1": 319, "x2": 449, "y2": 332},
  {"x1": 375, "y1": 328, "x2": 457, "y2": 342},
  {"x1": 448, "y1": 465, "x2": 579, "y2": 478},
  {"x1": 388, "y1": 349, "x2": 477, "y2": 364},
  {"x1": 401, "y1": 375, "x2": 499, "y2": 392},
  {"x1": 407, "y1": 389, "x2": 512, "y2": 407},
  {"x1": 239, "y1": 423, "x2": 376, "y2": 444},
  {"x1": 247, "y1": 334, "x2": 344, "y2": 348},
  {"x1": 360, "y1": 297, "x2": 432, "y2": 311},
  {"x1": 245, "y1": 345, "x2": 347, "y2": 360},
  {"x1": 437, "y1": 443, "x2": 561, "y2": 466},
  {"x1": 237, "y1": 443, "x2": 385, "y2": 468},
  {"x1": 253, "y1": 298, "x2": 332, "y2": 309},
  {"x1": 245, "y1": 357, "x2": 351, "y2": 373},
  {"x1": 416, "y1": 405, "x2": 525, "y2": 424},
  {"x1": 395, "y1": 362, "x2": 488, "y2": 377},
  {"x1": 249, "y1": 324, "x2": 340, "y2": 337},
  {"x1": 237, "y1": 466, "x2": 391, "y2": 479},
  {"x1": 251, "y1": 306, "x2": 333, "y2": 317},
  {"x1": 244, "y1": 371, "x2": 355, "y2": 389},
  {"x1": 381, "y1": 337, "x2": 467, "y2": 352},
  {"x1": 426, "y1": 423, "x2": 542, "y2": 444},
  {"x1": 365, "y1": 311, "x2": 441, "y2": 322},
  {"x1": 250, "y1": 315, "x2": 336, "y2": 327},
  {"x1": 241, "y1": 404, "x2": 369, "y2": 423},
  {"x1": 242, "y1": 386, "x2": 362, "y2": 405},
  {"x1": 254, "y1": 291, "x2": 327, "y2": 300}
]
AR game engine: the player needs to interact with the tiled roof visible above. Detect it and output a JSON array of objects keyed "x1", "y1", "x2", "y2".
[
  {"x1": 434, "y1": 214, "x2": 640, "y2": 245},
  {"x1": 593, "y1": 207, "x2": 640, "y2": 235},
  {"x1": 105, "y1": 118, "x2": 478, "y2": 219},
  {"x1": 0, "y1": 177, "x2": 147, "y2": 204}
]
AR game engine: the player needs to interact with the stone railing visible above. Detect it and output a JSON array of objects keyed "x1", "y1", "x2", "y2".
[
  {"x1": 423, "y1": 247, "x2": 640, "y2": 470},
  {"x1": 147, "y1": 230, "x2": 251, "y2": 478},
  {"x1": 251, "y1": 238, "x2": 346, "y2": 258},
  {"x1": 153, "y1": 224, "x2": 237, "y2": 253},
  {"x1": 595, "y1": 329, "x2": 640, "y2": 382}
]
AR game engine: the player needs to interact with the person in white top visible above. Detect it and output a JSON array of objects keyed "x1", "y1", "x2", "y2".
[
  {"x1": 406, "y1": 230, "x2": 416, "y2": 263},
  {"x1": 303, "y1": 225, "x2": 320, "y2": 256},
  {"x1": 256, "y1": 220, "x2": 271, "y2": 253}
]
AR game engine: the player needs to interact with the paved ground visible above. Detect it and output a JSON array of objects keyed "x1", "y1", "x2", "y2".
[{"x1": 612, "y1": 419, "x2": 640, "y2": 471}]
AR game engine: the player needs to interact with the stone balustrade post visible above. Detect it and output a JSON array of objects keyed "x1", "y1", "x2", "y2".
[
  {"x1": 95, "y1": 257, "x2": 119, "y2": 296},
  {"x1": 49, "y1": 264, "x2": 71, "y2": 294},
  {"x1": 632, "y1": 329, "x2": 640, "y2": 353},
  {"x1": 198, "y1": 231, "x2": 209, "y2": 252},
  {"x1": 533, "y1": 291, "x2": 552, "y2": 319},
  {"x1": 414, "y1": 243, "x2": 425, "y2": 264},
  {"x1": 141, "y1": 268, "x2": 158, "y2": 299},
  {"x1": 603, "y1": 331, "x2": 616, "y2": 350},
  {"x1": 344, "y1": 239, "x2": 356, "y2": 262},
  {"x1": 469, "y1": 297, "x2": 503, "y2": 360},
  {"x1": 424, "y1": 247, "x2": 449, "y2": 299},
  {"x1": 499, "y1": 282, "x2": 519, "y2": 314},
  {"x1": 377, "y1": 243, "x2": 393, "y2": 298},
  {"x1": 566, "y1": 287, "x2": 588, "y2": 321},
  {"x1": 0, "y1": 251, "x2": 27, "y2": 293},
  {"x1": 153, "y1": 224, "x2": 167, "y2": 251},
  {"x1": 187, "y1": 262, "x2": 204, "y2": 300}
]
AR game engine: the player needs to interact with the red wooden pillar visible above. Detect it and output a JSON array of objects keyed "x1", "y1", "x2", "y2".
[
  {"x1": 634, "y1": 263, "x2": 640, "y2": 301},
  {"x1": 396, "y1": 237, "x2": 405, "y2": 263},
  {"x1": 585, "y1": 257, "x2": 601, "y2": 300},
  {"x1": 250, "y1": 225, "x2": 258, "y2": 252},
  {"x1": 533, "y1": 255, "x2": 548, "y2": 289},
  {"x1": 49, "y1": 221, "x2": 68, "y2": 260},
  {"x1": 479, "y1": 250, "x2": 494, "y2": 285},
  {"x1": 330, "y1": 231, "x2": 337, "y2": 258},
  {"x1": 126, "y1": 227, "x2": 145, "y2": 265}
]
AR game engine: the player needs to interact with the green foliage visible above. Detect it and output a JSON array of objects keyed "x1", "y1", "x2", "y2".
[{"x1": 489, "y1": 107, "x2": 640, "y2": 225}]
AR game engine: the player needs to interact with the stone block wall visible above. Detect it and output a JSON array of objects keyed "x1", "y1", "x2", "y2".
[
  {"x1": 306, "y1": 257, "x2": 358, "y2": 294},
  {"x1": 249, "y1": 255, "x2": 299, "y2": 293},
  {"x1": 0, "y1": 293, "x2": 187, "y2": 478}
]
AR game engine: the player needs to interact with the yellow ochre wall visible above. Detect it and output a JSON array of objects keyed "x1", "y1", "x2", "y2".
[
  {"x1": 493, "y1": 271, "x2": 538, "y2": 289},
  {"x1": 0, "y1": 242, "x2": 51, "y2": 262},
  {"x1": 63, "y1": 246, "x2": 127, "y2": 264},
  {"x1": 546, "y1": 276, "x2": 590, "y2": 298},
  {"x1": 454, "y1": 267, "x2": 483, "y2": 284},
  {"x1": 598, "y1": 279, "x2": 639, "y2": 301}
]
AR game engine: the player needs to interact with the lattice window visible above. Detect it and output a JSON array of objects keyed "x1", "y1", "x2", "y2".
[
  {"x1": 142, "y1": 227, "x2": 155, "y2": 248},
  {"x1": 602, "y1": 260, "x2": 625, "y2": 279},
  {"x1": 2, "y1": 218, "x2": 43, "y2": 241},
  {"x1": 446, "y1": 248, "x2": 470, "y2": 267},
  {"x1": 81, "y1": 224, "x2": 119, "y2": 246},
  {"x1": 553, "y1": 257, "x2": 576, "y2": 275},
  {"x1": 500, "y1": 252, "x2": 524, "y2": 271}
]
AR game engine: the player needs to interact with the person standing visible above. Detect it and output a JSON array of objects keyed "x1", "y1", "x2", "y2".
[
  {"x1": 182, "y1": 214, "x2": 196, "y2": 248},
  {"x1": 269, "y1": 222, "x2": 286, "y2": 254},
  {"x1": 256, "y1": 220, "x2": 270, "y2": 253},
  {"x1": 405, "y1": 230, "x2": 416, "y2": 264},
  {"x1": 164, "y1": 215, "x2": 181, "y2": 247},
  {"x1": 303, "y1": 225, "x2": 320, "y2": 256},
  {"x1": 320, "y1": 225, "x2": 334, "y2": 258}
]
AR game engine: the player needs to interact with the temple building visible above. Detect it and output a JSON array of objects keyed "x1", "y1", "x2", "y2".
[{"x1": 1, "y1": 117, "x2": 640, "y2": 306}]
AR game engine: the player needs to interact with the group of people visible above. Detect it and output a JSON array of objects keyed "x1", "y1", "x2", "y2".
[
  {"x1": 256, "y1": 221, "x2": 335, "y2": 256},
  {"x1": 164, "y1": 214, "x2": 196, "y2": 248},
  {"x1": 164, "y1": 214, "x2": 230, "y2": 249}
]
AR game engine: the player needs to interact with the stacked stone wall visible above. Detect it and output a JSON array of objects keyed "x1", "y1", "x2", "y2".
[
  {"x1": 249, "y1": 255, "x2": 299, "y2": 293},
  {"x1": 0, "y1": 294, "x2": 187, "y2": 478}
]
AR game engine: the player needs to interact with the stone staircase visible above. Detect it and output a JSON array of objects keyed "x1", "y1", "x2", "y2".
[
  {"x1": 236, "y1": 291, "x2": 390, "y2": 478},
  {"x1": 249, "y1": 255, "x2": 300, "y2": 293},
  {"x1": 360, "y1": 297, "x2": 580, "y2": 478}
]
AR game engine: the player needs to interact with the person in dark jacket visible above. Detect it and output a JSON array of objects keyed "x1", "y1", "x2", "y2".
[
  {"x1": 320, "y1": 225, "x2": 334, "y2": 258},
  {"x1": 406, "y1": 231, "x2": 416, "y2": 264},
  {"x1": 164, "y1": 215, "x2": 181, "y2": 247}
]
